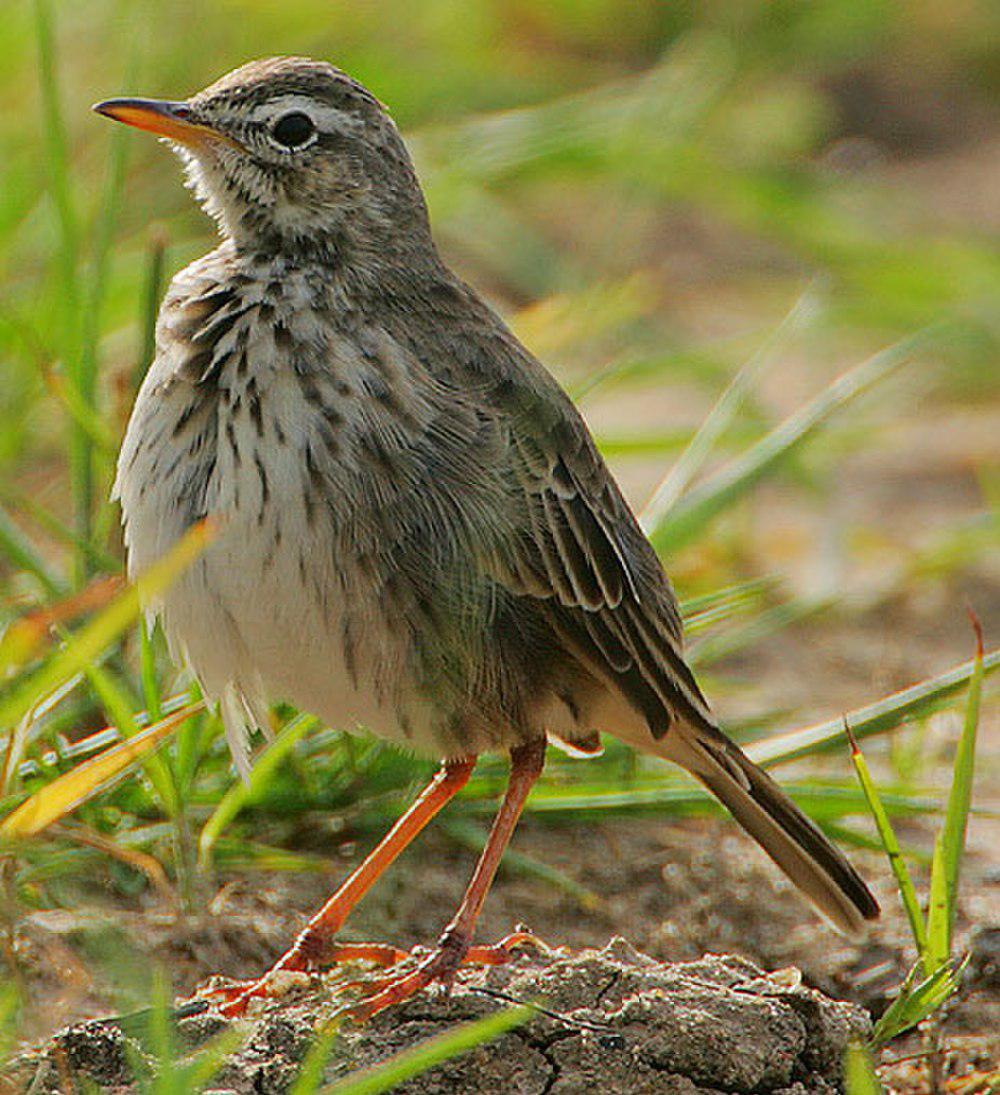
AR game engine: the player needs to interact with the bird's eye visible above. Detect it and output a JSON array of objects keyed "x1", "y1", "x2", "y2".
[{"x1": 271, "y1": 111, "x2": 315, "y2": 149}]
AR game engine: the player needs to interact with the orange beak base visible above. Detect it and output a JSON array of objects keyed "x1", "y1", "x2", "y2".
[{"x1": 92, "y1": 97, "x2": 222, "y2": 147}]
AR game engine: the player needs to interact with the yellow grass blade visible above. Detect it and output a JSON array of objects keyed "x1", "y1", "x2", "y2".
[
  {"x1": 0, "y1": 576, "x2": 122, "y2": 676},
  {"x1": 0, "y1": 702, "x2": 202, "y2": 837},
  {"x1": 0, "y1": 519, "x2": 214, "y2": 730}
]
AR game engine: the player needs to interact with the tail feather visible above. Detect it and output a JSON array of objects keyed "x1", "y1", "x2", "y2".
[{"x1": 666, "y1": 722, "x2": 879, "y2": 935}]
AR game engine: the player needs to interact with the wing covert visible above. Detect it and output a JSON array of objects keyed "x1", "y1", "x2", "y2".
[{"x1": 486, "y1": 384, "x2": 713, "y2": 739}]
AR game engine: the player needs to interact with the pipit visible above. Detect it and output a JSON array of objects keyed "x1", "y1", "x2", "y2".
[{"x1": 95, "y1": 57, "x2": 878, "y2": 1019}]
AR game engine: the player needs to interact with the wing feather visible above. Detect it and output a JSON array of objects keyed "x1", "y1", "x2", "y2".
[{"x1": 487, "y1": 390, "x2": 704, "y2": 740}]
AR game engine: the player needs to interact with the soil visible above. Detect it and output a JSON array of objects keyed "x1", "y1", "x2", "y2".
[
  {"x1": 5, "y1": 788, "x2": 998, "y2": 1092},
  {"x1": 7, "y1": 941, "x2": 872, "y2": 1094}
]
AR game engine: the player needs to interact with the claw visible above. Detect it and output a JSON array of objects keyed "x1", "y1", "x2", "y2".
[
  {"x1": 465, "y1": 930, "x2": 546, "y2": 965},
  {"x1": 344, "y1": 930, "x2": 545, "y2": 1022},
  {"x1": 190, "y1": 942, "x2": 413, "y2": 1018}
]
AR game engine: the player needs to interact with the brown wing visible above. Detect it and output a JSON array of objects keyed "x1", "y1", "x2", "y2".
[
  {"x1": 487, "y1": 382, "x2": 716, "y2": 741},
  {"x1": 392, "y1": 272, "x2": 714, "y2": 741}
]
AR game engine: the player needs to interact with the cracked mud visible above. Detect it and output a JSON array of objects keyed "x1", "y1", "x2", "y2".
[{"x1": 9, "y1": 939, "x2": 870, "y2": 1094}]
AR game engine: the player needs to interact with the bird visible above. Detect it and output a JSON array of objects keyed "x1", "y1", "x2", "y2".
[{"x1": 94, "y1": 57, "x2": 878, "y2": 1019}]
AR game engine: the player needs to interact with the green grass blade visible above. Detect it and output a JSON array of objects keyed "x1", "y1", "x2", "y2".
[
  {"x1": 179, "y1": 1027, "x2": 246, "y2": 1091},
  {"x1": 172, "y1": 705, "x2": 219, "y2": 801},
  {"x1": 147, "y1": 968, "x2": 174, "y2": 1094},
  {"x1": 33, "y1": 0, "x2": 95, "y2": 583},
  {"x1": 290, "y1": 1025, "x2": 340, "y2": 1095},
  {"x1": 871, "y1": 958, "x2": 965, "y2": 1045},
  {"x1": 646, "y1": 329, "x2": 935, "y2": 554},
  {"x1": 441, "y1": 818, "x2": 602, "y2": 910},
  {"x1": 844, "y1": 1040, "x2": 883, "y2": 1095},
  {"x1": 41, "y1": 367, "x2": 118, "y2": 455},
  {"x1": 0, "y1": 504, "x2": 65, "y2": 597},
  {"x1": 322, "y1": 1005, "x2": 532, "y2": 1094},
  {"x1": 197, "y1": 713, "x2": 318, "y2": 868},
  {"x1": 139, "y1": 621, "x2": 164, "y2": 723},
  {"x1": 925, "y1": 830, "x2": 951, "y2": 977},
  {"x1": 845, "y1": 722, "x2": 927, "y2": 958},
  {"x1": 679, "y1": 576, "x2": 778, "y2": 628},
  {"x1": 513, "y1": 775, "x2": 940, "y2": 822},
  {"x1": 642, "y1": 283, "x2": 819, "y2": 527},
  {"x1": 136, "y1": 229, "x2": 167, "y2": 388},
  {"x1": 0, "y1": 981, "x2": 22, "y2": 1068},
  {"x1": 80, "y1": 82, "x2": 130, "y2": 390},
  {"x1": 80, "y1": 656, "x2": 178, "y2": 815},
  {"x1": 689, "y1": 596, "x2": 829, "y2": 667},
  {"x1": 0, "y1": 487, "x2": 120, "y2": 574},
  {"x1": 924, "y1": 612, "x2": 985, "y2": 973},
  {"x1": 70, "y1": 44, "x2": 134, "y2": 585},
  {"x1": 747, "y1": 648, "x2": 999, "y2": 767},
  {"x1": 32, "y1": 0, "x2": 78, "y2": 318},
  {"x1": 210, "y1": 838, "x2": 333, "y2": 874}
]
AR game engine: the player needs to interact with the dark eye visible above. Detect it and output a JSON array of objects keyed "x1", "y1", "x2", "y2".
[{"x1": 272, "y1": 111, "x2": 315, "y2": 148}]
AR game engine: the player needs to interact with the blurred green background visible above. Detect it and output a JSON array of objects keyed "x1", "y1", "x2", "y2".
[
  {"x1": 0, "y1": 0, "x2": 997, "y2": 1062},
  {"x1": 2, "y1": 0, "x2": 998, "y2": 477}
]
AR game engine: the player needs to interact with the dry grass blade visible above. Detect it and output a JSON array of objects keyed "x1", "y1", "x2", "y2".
[
  {"x1": 0, "y1": 701, "x2": 202, "y2": 837},
  {"x1": 0, "y1": 518, "x2": 214, "y2": 730},
  {"x1": 57, "y1": 820, "x2": 177, "y2": 905},
  {"x1": 0, "y1": 575, "x2": 122, "y2": 675}
]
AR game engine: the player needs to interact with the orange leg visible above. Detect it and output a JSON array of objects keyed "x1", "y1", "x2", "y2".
[
  {"x1": 347, "y1": 738, "x2": 546, "y2": 1021},
  {"x1": 211, "y1": 755, "x2": 476, "y2": 1017}
]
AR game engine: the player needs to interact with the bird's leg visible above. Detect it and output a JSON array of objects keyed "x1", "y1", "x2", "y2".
[
  {"x1": 206, "y1": 755, "x2": 476, "y2": 1016},
  {"x1": 346, "y1": 738, "x2": 547, "y2": 1021}
]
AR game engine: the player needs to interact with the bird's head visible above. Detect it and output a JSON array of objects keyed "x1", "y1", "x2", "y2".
[{"x1": 95, "y1": 57, "x2": 432, "y2": 264}]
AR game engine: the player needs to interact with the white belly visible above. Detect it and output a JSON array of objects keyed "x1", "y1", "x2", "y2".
[{"x1": 119, "y1": 363, "x2": 440, "y2": 769}]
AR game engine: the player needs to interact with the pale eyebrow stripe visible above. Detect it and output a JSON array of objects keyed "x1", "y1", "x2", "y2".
[{"x1": 248, "y1": 95, "x2": 363, "y2": 134}]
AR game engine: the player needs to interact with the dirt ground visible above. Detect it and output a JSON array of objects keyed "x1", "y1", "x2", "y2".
[
  {"x1": 6, "y1": 517, "x2": 1000, "y2": 1085},
  {"x1": 7, "y1": 779, "x2": 998, "y2": 1091},
  {"x1": 12, "y1": 941, "x2": 877, "y2": 1093},
  {"x1": 8, "y1": 578, "x2": 1000, "y2": 1090}
]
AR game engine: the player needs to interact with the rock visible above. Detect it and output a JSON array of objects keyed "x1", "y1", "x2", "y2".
[{"x1": 5, "y1": 938, "x2": 869, "y2": 1094}]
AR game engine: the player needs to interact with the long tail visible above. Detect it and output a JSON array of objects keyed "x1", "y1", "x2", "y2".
[{"x1": 660, "y1": 718, "x2": 880, "y2": 935}]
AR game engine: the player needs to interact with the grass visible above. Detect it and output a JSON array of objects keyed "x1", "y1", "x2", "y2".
[
  {"x1": 843, "y1": 614, "x2": 987, "y2": 1094},
  {"x1": 0, "y1": 0, "x2": 997, "y2": 1090}
]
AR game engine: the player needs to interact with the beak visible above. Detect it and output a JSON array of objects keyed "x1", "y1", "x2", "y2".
[{"x1": 92, "y1": 97, "x2": 230, "y2": 148}]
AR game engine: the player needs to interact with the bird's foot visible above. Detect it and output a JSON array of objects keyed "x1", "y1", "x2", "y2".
[
  {"x1": 342, "y1": 929, "x2": 543, "y2": 1022},
  {"x1": 194, "y1": 941, "x2": 411, "y2": 1018}
]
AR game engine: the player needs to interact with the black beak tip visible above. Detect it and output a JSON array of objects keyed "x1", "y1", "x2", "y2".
[{"x1": 92, "y1": 97, "x2": 138, "y2": 120}]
